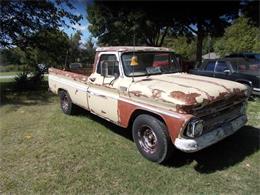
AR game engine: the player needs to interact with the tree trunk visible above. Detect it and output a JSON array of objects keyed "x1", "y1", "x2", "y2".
[
  {"x1": 196, "y1": 22, "x2": 203, "y2": 64},
  {"x1": 158, "y1": 26, "x2": 169, "y2": 47}
]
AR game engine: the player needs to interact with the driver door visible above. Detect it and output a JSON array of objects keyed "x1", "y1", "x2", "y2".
[{"x1": 87, "y1": 52, "x2": 120, "y2": 123}]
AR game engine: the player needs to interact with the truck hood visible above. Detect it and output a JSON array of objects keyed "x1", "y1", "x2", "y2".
[{"x1": 128, "y1": 73, "x2": 247, "y2": 112}]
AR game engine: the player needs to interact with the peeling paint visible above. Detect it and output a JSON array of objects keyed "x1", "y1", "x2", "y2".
[
  {"x1": 96, "y1": 46, "x2": 172, "y2": 52},
  {"x1": 129, "y1": 90, "x2": 149, "y2": 98},
  {"x1": 49, "y1": 68, "x2": 89, "y2": 83},
  {"x1": 170, "y1": 91, "x2": 201, "y2": 105},
  {"x1": 152, "y1": 89, "x2": 165, "y2": 98}
]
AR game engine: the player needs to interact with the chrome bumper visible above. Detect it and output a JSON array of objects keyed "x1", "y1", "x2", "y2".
[
  {"x1": 174, "y1": 115, "x2": 247, "y2": 153},
  {"x1": 252, "y1": 88, "x2": 260, "y2": 96}
]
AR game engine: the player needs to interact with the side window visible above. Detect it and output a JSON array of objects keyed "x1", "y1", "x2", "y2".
[
  {"x1": 96, "y1": 54, "x2": 119, "y2": 76},
  {"x1": 205, "y1": 61, "x2": 216, "y2": 71},
  {"x1": 215, "y1": 61, "x2": 229, "y2": 73}
]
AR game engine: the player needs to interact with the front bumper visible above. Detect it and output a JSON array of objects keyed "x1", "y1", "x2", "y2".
[
  {"x1": 174, "y1": 115, "x2": 247, "y2": 153},
  {"x1": 252, "y1": 88, "x2": 260, "y2": 96}
]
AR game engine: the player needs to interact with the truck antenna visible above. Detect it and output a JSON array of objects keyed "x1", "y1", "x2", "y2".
[
  {"x1": 132, "y1": 32, "x2": 135, "y2": 82},
  {"x1": 130, "y1": 25, "x2": 138, "y2": 82}
]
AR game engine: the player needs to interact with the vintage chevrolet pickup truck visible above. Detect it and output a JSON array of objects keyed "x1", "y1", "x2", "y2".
[{"x1": 48, "y1": 46, "x2": 249, "y2": 163}]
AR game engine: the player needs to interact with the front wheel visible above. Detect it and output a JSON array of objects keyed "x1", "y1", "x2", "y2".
[{"x1": 132, "y1": 114, "x2": 173, "y2": 163}]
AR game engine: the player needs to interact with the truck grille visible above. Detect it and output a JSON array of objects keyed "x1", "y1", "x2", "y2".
[{"x1": 193, "y1": 97, "x2": 246, "y2": 134}]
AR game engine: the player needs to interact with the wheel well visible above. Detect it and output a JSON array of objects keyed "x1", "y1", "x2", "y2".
[
  {"x1": 57, "y1": 88, "x2": 66, "y2": 95},
  {"x1": 128, "y1": 109, "x2": 166, "y2": 129},
  {"x1": 236, "y1": 79, "x2": 252, "y2": 87}
]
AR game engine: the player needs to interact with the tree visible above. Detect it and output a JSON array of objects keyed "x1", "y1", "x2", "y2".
[
  {"x1": 87, "y1": 1, "x2": 177, "y2": 46},
  {"x1": 0, "y1": 47, "x2": 26, "y2": 66},
  {"x1": 65, "y1": 31, "x2": 83, "y2": 65},
  {"x1": 81, "y1": 37, "x2": 96, "y2": 65},
  {"x1": 30, "y1": 28, "x2": 70, "y2": 67},
  {"x1": 0, "y1": 0, "x2": 82, "y2": 48},
  {"x1": 173, "y1": 1, "x2": 241, "y2": 63},
  {"x1": 86, "y1": 1, "x2": 241, "y2": 63},
  {"x1": 163, "y1": 36, "x2": 196, "y2": 60},
  {"x1": 214, "y1": 16, "x2": 260, "y2": 57}
]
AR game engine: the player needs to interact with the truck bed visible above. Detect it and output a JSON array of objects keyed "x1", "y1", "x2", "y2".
[
  {"x1": 49, "y1": 67, "x2": 92, "y2": 83},
  {"x1": 48, "y1": 67, "x2": 92, "y2": 109}
]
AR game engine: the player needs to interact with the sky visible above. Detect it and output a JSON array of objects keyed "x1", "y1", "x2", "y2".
[{"x1": 60, "y1": 0, "x2": 92, "y2": 44}]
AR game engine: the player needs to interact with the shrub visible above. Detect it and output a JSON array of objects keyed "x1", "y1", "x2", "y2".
[{"x1": 14, "y1": 70, "x2": 44, "y2": 91}]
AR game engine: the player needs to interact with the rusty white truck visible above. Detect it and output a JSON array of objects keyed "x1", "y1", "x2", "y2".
[{"x1": 48, "y1": 46, "x2": 249, "y2": 163}]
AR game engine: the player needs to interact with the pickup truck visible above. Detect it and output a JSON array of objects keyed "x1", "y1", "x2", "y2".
[{"x1": 49, "y1": 46, "x2": 248, "y2": 163}]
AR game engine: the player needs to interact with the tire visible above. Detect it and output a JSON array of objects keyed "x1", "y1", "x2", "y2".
[
  {"x1": 59, "y1": 90, "x2": 76, "y2": 115},
  {"x1": 132, "y1": 114, "x2": 173, "y2": 163}
]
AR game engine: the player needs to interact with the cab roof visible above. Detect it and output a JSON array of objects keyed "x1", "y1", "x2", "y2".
[{"x1": 96, "y1": 46, "x2": 173, "y2": 52}]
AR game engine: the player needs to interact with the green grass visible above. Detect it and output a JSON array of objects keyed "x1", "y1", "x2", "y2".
[
  {"x1": 0, "y1": 72, "x2": 20, "y2": 76},
  {"x1": 0, "y1": 81, "x2": 259, "y2": 194},
  {"x1": 0, "y1": 78, "x2": 15, "y2": 83},
  {"x1": 0, "y1": 64, "x2": 28, "y2": 72}
]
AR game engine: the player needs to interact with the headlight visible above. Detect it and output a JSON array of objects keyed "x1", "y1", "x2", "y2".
[
  {"x1": 186, "y1": 118, "x2": 204, "y2": 138},
  {"x1": 244, "y1": 86, "x2": 251, "y2": 97}
]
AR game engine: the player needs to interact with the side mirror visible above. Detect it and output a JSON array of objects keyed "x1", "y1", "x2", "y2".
[{"x1": 224, "y1": 69, "x2": 231, "y2": 75}]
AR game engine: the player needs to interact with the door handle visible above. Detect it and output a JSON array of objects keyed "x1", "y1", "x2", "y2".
[{"x1": 89, "y1": 77, "x2": 96, "y2": 82}]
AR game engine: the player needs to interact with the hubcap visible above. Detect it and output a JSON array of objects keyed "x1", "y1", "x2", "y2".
[
  {"x1": 62, "y1": 95, "x2": 69, "y2": 111},
  {"x1": 138, "y1": 126, "x2": 158, "y2": 154}
]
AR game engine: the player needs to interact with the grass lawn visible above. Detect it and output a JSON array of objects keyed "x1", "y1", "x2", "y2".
[
  {"x1": 0, "y1": 81, "x2": 259, "y2": 194},
  {"x1": 0, "y1": 72, "x2": 20, "y2": 76}
]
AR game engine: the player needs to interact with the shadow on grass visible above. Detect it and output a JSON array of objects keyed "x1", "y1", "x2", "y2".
[
  {"x1": 0, "y1": 81, "x2": 55, "y2": 106},
  {"x1": 76, "y1": 108, "x2": 259, "y2": 173},
  {"x1": 76, "y1": 107, "x2": 133, "y2": 141}
]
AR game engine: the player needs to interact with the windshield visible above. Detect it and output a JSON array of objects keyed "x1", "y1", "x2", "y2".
[{"x1": 121, "y1": 52, "x2": 181, "y2": 77}]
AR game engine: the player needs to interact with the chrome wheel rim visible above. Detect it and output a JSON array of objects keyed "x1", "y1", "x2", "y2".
[
  {"x1": 138, "y1": 126, "x2": 158, "y2": 154},
  {"x1": 62, "y1": 94, "x2": 69, "y2": 111}
]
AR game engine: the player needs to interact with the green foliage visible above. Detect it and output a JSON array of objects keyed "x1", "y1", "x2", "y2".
[
  {"x1": 87, "y1": 2, "x2": 174, "y2": 46},
  {"x1": 31, "y1": 28, "x2": 70, "y2": 68},
  {"x1": 86, "y1": 1, "x2": 248, "y2": 63},
  {"x1": 14, "y1": 70, "x2": 44, "y2": 91},
  {"x1": 163, "y1": 37, "x2": 196, "y2": 60},
  {"x1": 0, "y1": 47, "x2": 26, "y2": 66},
  {"x1": 0, "y1": 0, "x2": 82, "y2": 48},
  {"x1": 81, "y1": 37, "x2": 96, "y2": 65},
  {"x1": 66, "y1": 31, "x2": 82, "y2": 65},
  {"x1": 214, "y1": 17, "x2": 260, "y2": 57}
]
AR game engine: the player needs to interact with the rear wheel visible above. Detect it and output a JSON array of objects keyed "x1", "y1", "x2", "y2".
[
  {"x1": 132, "y1": 114, "x2": 173, "y2": 163},
  {"x1": 59, "y1": 90, "x2": 76, "y2": 115}
]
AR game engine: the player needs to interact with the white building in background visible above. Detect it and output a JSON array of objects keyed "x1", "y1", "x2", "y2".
[{"x1": 202, "y1": 52, "x2": 220, "y2": 59}]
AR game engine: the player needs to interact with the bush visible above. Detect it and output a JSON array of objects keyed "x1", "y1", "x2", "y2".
[{"x1": 14, "y1": 70, "x2": 44, "y2": 91}]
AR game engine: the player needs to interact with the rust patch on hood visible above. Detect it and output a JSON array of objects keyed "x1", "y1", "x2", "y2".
[
  {"x1": 152, "y1": 89, "x2": 165, "y2": 98},
  {"x1": 170, "y1": 91, "x2": 201, "y2": 105}
]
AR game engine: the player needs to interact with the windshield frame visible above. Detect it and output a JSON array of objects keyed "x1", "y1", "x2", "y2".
[{"x1": 120, "y1": 51, "x2": 181, "y2": 77}]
